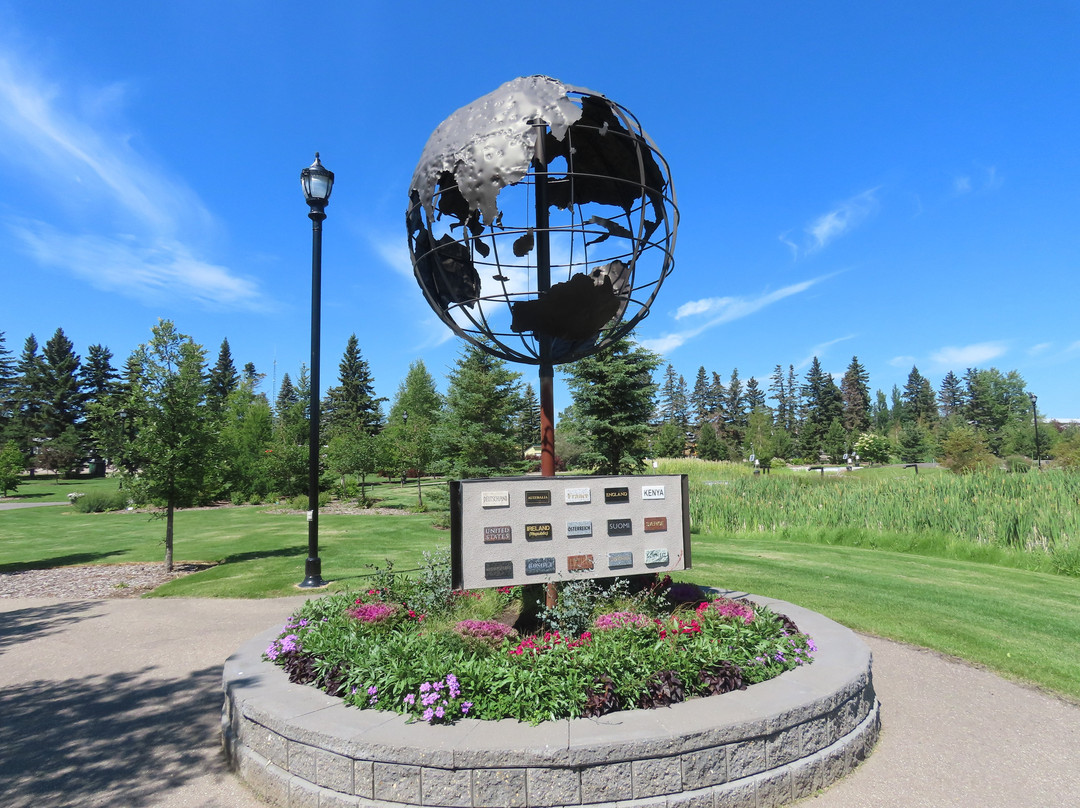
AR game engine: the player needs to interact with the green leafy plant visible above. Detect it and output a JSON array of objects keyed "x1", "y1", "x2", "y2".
[{"x1": 262, "y1": 579, "x2": 815, "y2": 725}]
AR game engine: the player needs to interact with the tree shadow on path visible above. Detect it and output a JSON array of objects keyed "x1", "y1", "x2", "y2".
[
  {"x1": 0, "y1": 601, "x2": 102, "y2": 654},
  {"x1": 0, "y1": 664, "x2": 231, "y2": 808}
]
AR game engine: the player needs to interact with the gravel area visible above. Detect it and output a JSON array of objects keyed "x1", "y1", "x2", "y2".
[{"x1": 0, "y1": 562, "x2": 213, "y2": 599}]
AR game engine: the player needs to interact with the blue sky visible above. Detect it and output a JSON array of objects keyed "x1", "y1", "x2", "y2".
[{"x1": 1, "y1": 2, "x2": 1077, "y2": 419}]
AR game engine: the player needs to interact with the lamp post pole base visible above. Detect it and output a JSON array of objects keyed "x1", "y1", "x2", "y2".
[{"x1": 298, "y1": 558, "x2": 326, "y2": 589}]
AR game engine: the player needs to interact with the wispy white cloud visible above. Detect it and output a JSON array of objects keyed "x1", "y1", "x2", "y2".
[
  {"x1": 888, "y1": 355, "x2": 916, "y2": 368},
  {"x1": 640, "y1": 275, "x2": 831, "y2": 355},
  {"x1": 11, "y1": 220, "x2": 272, "y2": 311},
  {"x1": 795, "y1": 335, "x2": 856, "y2": 371},
  {"x1": 953, "y1": 176, "x2": 972, "y2": 194},
  {"x1": 798, "y1": 188, "x2": 880, "y2": 256},
  {"x1": 929, "y1": 342, "x2": 1007, "y2": 368},
  {"x1": 0, "y1": 47, "x2": 261, "y2": 309},
  {"x1": 952, "y1": 165, "x2": 1001, "y2": 197},
  {"x1": 1028, "y1": 342, "x2": 1053, "y2": 356}
]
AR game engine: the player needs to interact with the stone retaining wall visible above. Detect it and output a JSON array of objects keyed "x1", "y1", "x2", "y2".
[{"x1": 222, "y1": 595, "x2": 879, "y2": 808}]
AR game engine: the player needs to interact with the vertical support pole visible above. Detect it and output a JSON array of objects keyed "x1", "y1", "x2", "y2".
[
  {"x1": 301, "y1": 209, "x2": 326, "y2": 588},
  {"x1": 533, "y1": 120, "x2": 558, "y2": 610}
]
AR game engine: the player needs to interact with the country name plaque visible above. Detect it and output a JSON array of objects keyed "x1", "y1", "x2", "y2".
[
  {"x1": 564, "y1": 487, "x2": 591, "y2": 504},
  {"x1": 483, "y1": 525, "x2": 512, "y2": 543},
  {"x1": 567, "y1": 554, "x2": 595, "y2": 572},
  {"x1": 481, "y1": 490, "x2": 510, "y2": 508},
  {"x1": 525, "y1": 557, "x2": 556, "y2": 575},
  {"x1": 450, "y1": 474, "x2": 690, "y2": 590},
  {"x1": 566, "y1": 520, "x2": 593, "y2": 537},
  {"x1": 604, "y1": 486, "x2": 629, "y2": 504},
  {"x1": 525, "y1": 523, "x2": 552, "y2": 541},
  {"x1": 525, "y1": 490, "x2": 552, "y2": 506},
  {"x1": 644, "y1": 548, "x2": 670, "y2": 566},
  {"x1": 484, "y1": 560, "x2": 514, "y2": 580}
]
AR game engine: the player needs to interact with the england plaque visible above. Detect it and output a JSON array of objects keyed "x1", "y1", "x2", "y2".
[
  {"x1": 607, "y1": 518, "x2": 633, "y2": 537},
  {"x1": 604, "y1": 486, "x2": 629, "y2": 504}
]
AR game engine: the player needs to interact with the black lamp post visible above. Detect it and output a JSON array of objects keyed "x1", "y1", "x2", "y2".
[
  {"x1": 299, "y1": 153, "x2": 334, "y2": 588},
  {"x1": 1029, "y1": 392, "x2": 1041, "y2": 470}
]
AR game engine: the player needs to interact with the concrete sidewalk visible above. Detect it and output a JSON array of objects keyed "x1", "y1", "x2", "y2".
[{"x1": 1, "y1": 596, "x2": 1078, "y2": 808}]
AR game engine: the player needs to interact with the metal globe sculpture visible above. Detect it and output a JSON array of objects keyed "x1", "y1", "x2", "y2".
[{"x1": 407, "y1": 75, "x2": 678, "y2": 365}]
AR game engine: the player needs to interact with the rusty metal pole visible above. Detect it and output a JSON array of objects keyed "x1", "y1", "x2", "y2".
[{"x1": 533, "y1": 121, "x2": 558, "y2": 610}]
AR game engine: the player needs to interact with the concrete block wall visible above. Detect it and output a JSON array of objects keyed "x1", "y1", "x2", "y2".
[{"x1": 223, "y1": 596, "x2": 880, "y2": 808}]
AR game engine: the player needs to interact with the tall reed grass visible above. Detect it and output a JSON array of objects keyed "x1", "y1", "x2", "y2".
[{"x1": 656, "y1": 460, "x2": 1080, "y2": 576}]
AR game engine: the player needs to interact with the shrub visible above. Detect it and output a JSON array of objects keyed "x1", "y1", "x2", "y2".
[
  {"x1": 1005, "y1": 455, "x2": 1032, "y2": 473},
  {"x1": 73, "y1": 489, "x2": 130, "y2": 513}
]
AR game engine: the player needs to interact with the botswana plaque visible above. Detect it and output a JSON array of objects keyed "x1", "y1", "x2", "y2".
[
  {"x1": 525, "y1": 557, "x2": 556, "y2": 575},
  {"x1": 567, "y1": 554, "x2": 594, "y2": 572},
  {"x1": 484, "y1": 560, "x2": 514, "y2": 580}
]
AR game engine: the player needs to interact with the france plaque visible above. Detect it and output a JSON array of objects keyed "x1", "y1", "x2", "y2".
[{"x1": 564, "y1": 487, "x2": 591, "y2": 504}]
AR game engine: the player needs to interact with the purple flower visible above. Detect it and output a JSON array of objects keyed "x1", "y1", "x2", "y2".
[
  {"x1": 403, "y1": 693, "x2": 415, "y2": 705},
  {"x1": 367, "y1": 685, "x2": 378, "y2": 696},
  {"x1": 265, "y1": 643, "x2": 280, "y2": 661},
  {"x1": 279, "y1": 634, "x2": 300, "y2": 653},
  {"x1": 435, "y1": 706, "x2": 445, "y2": 719},
  {"x1": 422, "y1": 708, "x2": 434, "y2": 723},
  {"x1": 419, "y1": 682, "x2": 431, "y2": 693},
  {"x1": 461, "y1": 702, "x2": 473, "y2": 715}
]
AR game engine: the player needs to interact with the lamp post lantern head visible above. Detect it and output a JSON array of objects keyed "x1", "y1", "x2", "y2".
[
  {"x1": 301, "y1": 152, "x2": 334, "y2": 212},
  {"x1": 1029, "y1": 392, "x2": 1037, "y2": 407}
]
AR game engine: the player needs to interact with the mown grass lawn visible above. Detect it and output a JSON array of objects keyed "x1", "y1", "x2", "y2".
[{"x1": 2, "y1": 473, "x2": 1078, "y2": 701}]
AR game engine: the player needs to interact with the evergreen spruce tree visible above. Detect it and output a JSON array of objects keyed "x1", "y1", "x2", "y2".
[
  {"x1": 564, "y1": 336, "x2": 659, "y2": 474},
  {"x1": 872, "y1": 389, "x2": 890, "y2": 432},
  {"x1": 840, "y1": 356, "x2": 871, "y2": 435},
  {"x1": 39, "y1": 328, "x2": 83, "y2": 441},
  {"x1": 744, "y1": 376, "x2": 766, "y2": 411},
  {"x1": 725, "y1": 368, "x2": 745, "y2": 427},
  {"x1": 708, "y1": 372, "x2": 726, "y2": 422},
  {"x1": 902, "y1": 366, "x2": 937, "y2": 424},
  {"x1": 938, "y1": 371, "x2": 964, "y2": 419},
  {"x1": 768, "y1": 364, "x2": 788, "y2": 432},
  {"x1": 8, "y1": 335, "x2": 45, "y2": 456},
  {"x1": 690, "y1": 366, "x2": 711, "y2": 427},
  {"x1": 323, "y1": 334, "x2": 384, "y2": 437},
  {"x1": 786, "y1": 364, "x2": 801, "y2": 433},
  {"x1": 80, "y1": 344, "x2": 118, "y2": 474},
  {"x1": 799, "y1": 357, "x2": 842, "y2": 458},
  {"x1": 0, "y1": 332, "x2": 16, "y2": 434},
  {"x1": 208, "y1": 338, "x2": 240, "y2": 408},
  {"x1": 696, "y1": 421, "x2": 722, "y2": 461},
  {"x1": 439, "y1": 344, "x2": 522, "y2": 477},
  {"x1": 515, "y1": 383, "x2": 541, "y2": 456},
  {"x1": 657, "y1": 364, "x2": 688, "y2": 427}
]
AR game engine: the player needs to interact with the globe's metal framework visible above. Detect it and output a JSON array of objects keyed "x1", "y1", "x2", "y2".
[{"x1": 407, "y1": 75, "x2": 678, "y2": 366}]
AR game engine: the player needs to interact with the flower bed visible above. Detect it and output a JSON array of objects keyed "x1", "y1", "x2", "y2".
[{"x1": 263, "y1": 567, "x2": 816, "y2": 725}]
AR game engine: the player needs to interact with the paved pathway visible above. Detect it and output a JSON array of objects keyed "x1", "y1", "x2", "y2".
[{"x1": 0, "y1": 596, "x2": 1077, "y2": 807}]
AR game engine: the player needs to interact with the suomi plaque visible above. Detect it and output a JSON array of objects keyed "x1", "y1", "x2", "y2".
[{"x1": 607, "y1": 518, "x2": 633, "y2": 537}]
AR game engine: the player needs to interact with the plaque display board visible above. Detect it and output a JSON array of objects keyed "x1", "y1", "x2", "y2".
[{"x1": 450, "y1": 475, "x2": 690, "y2": 590}]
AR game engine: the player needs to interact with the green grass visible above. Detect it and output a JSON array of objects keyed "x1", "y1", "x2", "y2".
[
  {"x1": 683, "y1": 535, "x2": 1080, "y2": 701},
  {"x1": 2, "y1": 473, "x2": 1078, "y2": 702},
  {"x1": 1, "y1": 474, "x2": 121, "y2": 503}
]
